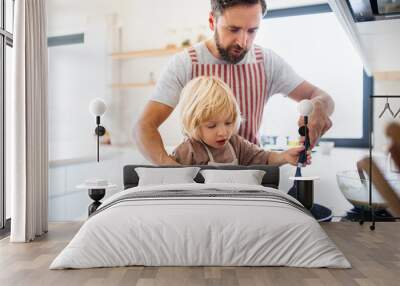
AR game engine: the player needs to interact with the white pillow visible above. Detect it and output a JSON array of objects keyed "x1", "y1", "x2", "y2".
[
  {"x1": 200, "y1": 169, "x2": 266, "y2": 185},
  {"x1": 135, "y1": 167, "x2": 201, "y2": 186}
]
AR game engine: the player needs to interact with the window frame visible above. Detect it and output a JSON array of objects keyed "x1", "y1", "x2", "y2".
[
  {"x1": 263, "y1": 3, "x2": 372, "y2": 148},
  {"x1": 0, "y1": 0, "x2": 13, "y2": 235}
]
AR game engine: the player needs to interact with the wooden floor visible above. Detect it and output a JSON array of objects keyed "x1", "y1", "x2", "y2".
[{"x1": 0, "y1": 222, "x2": 399, "y2": 286}]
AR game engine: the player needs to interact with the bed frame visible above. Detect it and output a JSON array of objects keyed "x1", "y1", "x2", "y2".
[{"x1": 123, "y1": 165, "x2": 280, "y2": 189}]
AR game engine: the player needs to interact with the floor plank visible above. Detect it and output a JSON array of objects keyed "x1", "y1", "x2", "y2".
[{"x1": 0, "y1": 222, "x2": 399, "y2": 286}]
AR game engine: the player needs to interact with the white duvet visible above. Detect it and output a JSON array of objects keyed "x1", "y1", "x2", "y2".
[{"x1": 50, "y1": 183, "x2": 351, "y2": 269}]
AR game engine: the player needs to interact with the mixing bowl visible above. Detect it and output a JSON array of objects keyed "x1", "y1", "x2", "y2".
[{"x1": 336, "y1": 170, "x2": 400, "y2": 209}]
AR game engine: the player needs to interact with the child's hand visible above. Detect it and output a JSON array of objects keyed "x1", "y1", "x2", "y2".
[{"x1": 283, "y1": 146, "x2": 312, "y2": 166}]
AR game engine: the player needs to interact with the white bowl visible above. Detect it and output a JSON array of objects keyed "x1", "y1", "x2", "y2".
[
  {"x1": 319, "y1": 141, "x2": 334, "y2": 155},
  {"x1": 336, "y1": 170, "x2": 400, "y2": 209}
]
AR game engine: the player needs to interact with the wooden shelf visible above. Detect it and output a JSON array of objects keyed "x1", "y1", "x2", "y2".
[
  {"x1": 373, "y1": 71, "x2": 400, "y2": 81},
  {"x1": 111, "y1": 82, "x2": 156, "y2": 89},
  {"x1": 111, "y1": 47, "x2": 186, "y2": 60}
]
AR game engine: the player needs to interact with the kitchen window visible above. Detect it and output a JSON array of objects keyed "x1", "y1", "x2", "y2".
[{"x1": 256, "y1": 4, "x2": 372, "y2": 147}]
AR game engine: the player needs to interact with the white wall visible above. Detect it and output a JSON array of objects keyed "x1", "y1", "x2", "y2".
[
  {"x1": 47, "y1": 0, "x2": 214, "y2": 149},
  {"x1": 47, "y1": 0, "x2": 122, "y2": 158},
  {"x1": 116, "y1": 0, "x2": 212, "y2": 146}
]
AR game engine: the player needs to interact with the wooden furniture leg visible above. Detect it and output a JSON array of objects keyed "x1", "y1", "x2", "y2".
[{"x1": 386, "y1": 122, "x2": 400, "y2": 170}]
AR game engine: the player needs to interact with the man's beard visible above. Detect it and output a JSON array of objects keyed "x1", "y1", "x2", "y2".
[{"x1": 215, "y1": 31, "x2": 248, "y2": 64}]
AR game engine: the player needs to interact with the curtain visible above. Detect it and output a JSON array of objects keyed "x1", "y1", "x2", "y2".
[{"x1": 9, "y1": 0, "x2": 48, "y2": 242}]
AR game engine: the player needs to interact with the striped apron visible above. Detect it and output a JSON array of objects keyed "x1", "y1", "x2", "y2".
[{"x1": 188, "y1": 45, "x2": 267, "y2": 145}]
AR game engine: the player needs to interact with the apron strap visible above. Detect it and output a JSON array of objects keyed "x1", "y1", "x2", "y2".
[
  {"x1": 254, "y1": 45, "x2": 264, "y2": 63},
  {"x1": 203, "y1": 142, "x2": 237, "y2": 164},
  {"x1": 202, "y1": 143, "x2": 216, "y2": 163},
  {"x1": 227, "y1": 142, "x2": 238, "y2": 161}
]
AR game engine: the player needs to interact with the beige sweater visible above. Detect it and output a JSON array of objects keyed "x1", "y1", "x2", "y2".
[{"x1": 172, "y1": 134, "x2": 270, "y2": 165}]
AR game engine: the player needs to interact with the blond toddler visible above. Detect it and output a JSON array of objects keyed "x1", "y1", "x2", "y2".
[{"x1": 172, "y1": 76, "x2": 310, "y2": 166}]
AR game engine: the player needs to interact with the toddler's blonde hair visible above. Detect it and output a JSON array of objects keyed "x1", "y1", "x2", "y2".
[{"x1": 179, "y1": 76, "x2": 241, "y2": 140}]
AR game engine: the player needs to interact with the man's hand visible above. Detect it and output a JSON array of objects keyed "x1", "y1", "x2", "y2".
[
  {"x1": 289, "y1": 81, "x2": 334, "y2": 148},
  {"x1": 298, "y1": 102, "x2": 332, "y2": 148}
]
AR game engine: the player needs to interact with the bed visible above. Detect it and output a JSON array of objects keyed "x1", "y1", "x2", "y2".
[{"x1": 50, "y1": 165, "x2": 350, "y2": 269}]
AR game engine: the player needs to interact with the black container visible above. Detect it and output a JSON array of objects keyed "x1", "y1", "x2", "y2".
[
  {"x1": 289, "y1": 176, "x2": 319, "y2": 210},
  {"x1": 295, "y1": 180, "x2": 314, "y2": 210}
]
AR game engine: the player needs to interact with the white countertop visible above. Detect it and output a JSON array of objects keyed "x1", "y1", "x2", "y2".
[{"x1": 49, "y1": 141, "x2": 126, "y2": 167}]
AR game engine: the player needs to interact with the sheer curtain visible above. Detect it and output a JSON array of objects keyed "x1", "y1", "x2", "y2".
[{"x1": 9, "y1": 0, "x2": 48, "y2": 242}]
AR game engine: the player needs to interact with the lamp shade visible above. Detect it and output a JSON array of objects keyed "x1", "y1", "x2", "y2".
[
  {"x1": 297, "y1": 99, "x2": 313, "y2": 116},
  {"x1": 89, "y1": 98, "x2": 107, "y2": 117}
]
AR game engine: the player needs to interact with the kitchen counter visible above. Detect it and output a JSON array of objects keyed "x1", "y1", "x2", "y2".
[
  {"x1": 49, "y1": 142, "x2": 129, "y2": 167},
  {"x1": 49, "y1": 142, "x2": 178, "y2": 167}
]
